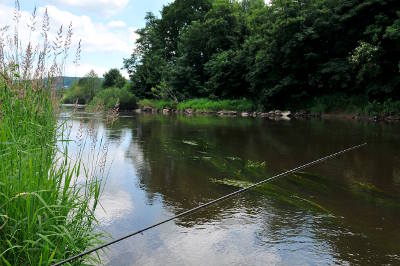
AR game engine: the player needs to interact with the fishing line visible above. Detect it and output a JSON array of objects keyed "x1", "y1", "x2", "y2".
[{"x1": 52, "y1": 143, "x2": 367, "y2": 266}]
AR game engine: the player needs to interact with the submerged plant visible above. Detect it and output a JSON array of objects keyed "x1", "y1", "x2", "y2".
[
  {"x1": 211, "y1": 175, "x2": 332, "y2": 214},
  {"x1": 182, "y1": 140, "x2": 199, "y2": 146},
  {"x1": 349, "y1": 181, "x2": 400, "y2": 209},
  {"x1": 210, "y1": 178, "x2": 254, "y2": 189},
  {"x1": 245, "y1": 160, "x2": 266, "y2": 169}
]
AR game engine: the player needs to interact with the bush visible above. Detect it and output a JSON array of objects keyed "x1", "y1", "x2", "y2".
[
  {"x1": 308, "y1": 94, "x2": 368, "y2": 114},
  {"x1": 138, "y1": 99, "x2": 176, "y2": 109},
  {"x1": 306, "y1": 94, "x2": 400, "y2": 116},
  {"x1": 62, "y1": 83, "x2": 89, "y2": 104},
  {"x1": 89, "y1": 86, "x2": 137, "y2": 110},
  {"x1": 361, "y1": 100, "x2": 400, "y2": 116},
  {"x1": 62, "y1": 71, "x2": 102, "y2": 104},
  {"x1": 382, "y1": 99, "x2": 400, "y2": 115}
]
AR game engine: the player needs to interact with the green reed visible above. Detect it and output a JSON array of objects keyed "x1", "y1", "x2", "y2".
[
  {"x1": 0, "y1": 2, "x2": 105, "y2": 264},
  {"x1": 0, "y1": 78, "x2": 102, "y2": 266}
]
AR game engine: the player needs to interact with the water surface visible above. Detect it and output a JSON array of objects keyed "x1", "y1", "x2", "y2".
[{"x1": 61, "y1": 109, "x2": 400, "y2": 265}]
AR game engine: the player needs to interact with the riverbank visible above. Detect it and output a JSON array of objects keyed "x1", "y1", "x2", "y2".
[{"x1": 136, "y1": 98, "x2": 400, "y2": 122}]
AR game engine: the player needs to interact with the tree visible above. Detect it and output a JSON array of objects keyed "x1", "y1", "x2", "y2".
[
  {"x1": 158, "y1": 0, "x2": 212, "y2": 60},
  {"x1": 124, "y1": 13, "x2": 166, "y2": 98},
  {"x1": 167, "y1": 0, "x2": 247, "y2": 98},
  {"x1": 78, "y1": 70, "x2": 101, "y2": 99},
  {"x1": 123, "y1": 0, "x2": 400, "y2": 108},
  {"x1": 62, "y1": 70, "x2": 102, "y2": 104},
  {"x1": 103, "y1": 68, "x2": 126, "y2": 88},
  {"x1": 205, "y1": 49, "x2": 249, "y2": 98}
]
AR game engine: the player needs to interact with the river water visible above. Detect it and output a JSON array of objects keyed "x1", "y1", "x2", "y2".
[{"x1": 61, "y1": 108, "x2": 400, "y2": 265}]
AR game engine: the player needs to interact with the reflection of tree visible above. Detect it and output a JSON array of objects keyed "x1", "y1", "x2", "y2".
[
  {"x1": 124, "y1": 114, "x2": 400, "y2": 264},
  {"x1": 103, "y1": 115, "x2": 138, "y2": 142}
]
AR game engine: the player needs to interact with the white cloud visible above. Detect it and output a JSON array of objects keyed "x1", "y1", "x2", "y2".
[
  {"x1": 65, "y1": 63, "x2": 129, "y2": 78},
  {"x1": 0, "y1": 4, "x2": 39, "y2": 45},
  {"x1": 107, "y1": 20, "x2": 127, "y2": 29},
  {"x1": 0, "y1": 3, "x2": 136, "y2": 77},
  {"x1": 65, "y1": 63, "x2": 109, "y2": 77},
  {"x1": 47, "y1": 0, "x2": 129, "y2": 16},
  {"x1": 95, "y1": 188, "x2": 133, "y2": 226},
  {"x1": 43, "y1": 5, "x2": 132, "y2": 54}
]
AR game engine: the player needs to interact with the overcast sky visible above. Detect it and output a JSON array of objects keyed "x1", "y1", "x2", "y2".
[{"x1": 0, "y1": 0, "x2": 172, "y2": 77}]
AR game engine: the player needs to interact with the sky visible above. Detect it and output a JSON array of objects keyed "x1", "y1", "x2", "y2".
[{"x1": 0, "y1": 0, "x2": 172, "y2": 77}]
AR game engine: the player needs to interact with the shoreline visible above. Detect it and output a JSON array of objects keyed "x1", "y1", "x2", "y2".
[
  {"x1": 134, "y1": 107, "x2": 400, "y2": 122},
  {"x1": 61, "y1": 104, "x2": 400, "y2": 122}
]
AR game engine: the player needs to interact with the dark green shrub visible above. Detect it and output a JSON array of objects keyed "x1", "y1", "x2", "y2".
[{"x1": 90, "y1": 86, "x2": 137, "y2": 110}]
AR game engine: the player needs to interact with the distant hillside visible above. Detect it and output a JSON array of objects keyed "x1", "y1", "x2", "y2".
[
  {"x1": 62, "y1": 76, "x2": 80, "y2": 89},
  {"x1": 58, "y1": 76, "x2": 106, "y2": 89},
  {"x1": 44, "y1": 76, "x2": 80, "y2": 90}
]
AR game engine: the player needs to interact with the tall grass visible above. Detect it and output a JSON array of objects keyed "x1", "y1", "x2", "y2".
[
  {"x1": 0, "y1": 86, "x2": 102, "y2": 265},
  {"x1": 0, "y1": 2, "x2": 104, "y2": 265},
  {"x1": 177, "y1": 98, "x2": 255, "y2": 112},
  {"x1": 137, "y1": 98, "x2": 255, "y2": 112}
]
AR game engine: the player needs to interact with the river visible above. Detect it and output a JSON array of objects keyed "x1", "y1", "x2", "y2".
[{"x1": 60, "y1": 108, "x2": 400, "y2": 265}]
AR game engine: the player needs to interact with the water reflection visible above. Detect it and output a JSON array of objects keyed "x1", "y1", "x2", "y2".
[{"x1": 61, "y1": 109, "x2": 400, "y2": 265}]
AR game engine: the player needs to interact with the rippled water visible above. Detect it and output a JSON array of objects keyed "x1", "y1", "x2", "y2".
[{"x1": 61, "y1": 108, "x2": 400, "y2": 265}]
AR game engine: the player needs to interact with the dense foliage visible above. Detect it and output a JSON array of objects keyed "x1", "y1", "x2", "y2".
[
  {"x1": 103, "y1": 68, "x2": 126, "y2": 89},
  {"x1": 63, "y1": 69, "x2": 137, "y2": 110},
  {"x1": 90, "y1": 86, "x2": 137, "y2": 109},
  {"x1": 124, "y1": 0, "x2": 400, "y2": 110},
  {"x1": 63, "y1": 70, "x2": 102, "y2": 104}
]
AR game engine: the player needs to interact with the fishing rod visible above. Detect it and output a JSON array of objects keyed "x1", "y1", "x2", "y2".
[{"x1": 52, "y1": 143, "x2": 367, "y2": 266}]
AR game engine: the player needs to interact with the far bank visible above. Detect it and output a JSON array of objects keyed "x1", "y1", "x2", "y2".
[{"x1": 134, "y1": 98, "x2": 400, "y2": 122}]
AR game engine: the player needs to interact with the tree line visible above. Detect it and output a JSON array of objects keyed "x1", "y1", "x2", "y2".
[{"x1": 123, "y1": 0, "x2": 400, "y2": 111}]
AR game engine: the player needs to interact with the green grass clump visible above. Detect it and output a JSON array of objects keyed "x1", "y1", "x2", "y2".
[
  {"x1": 307, "y1": 94, "x2": 367, "y2": 114},
  {"x1": 138, "y1": 99, "x2": 176, "y2": 109},
  {"x1": 136, "y1": 98, "x2": 257, "y2": 112},
  {"x1": 306, "y1": 94, "x2": 400, "y2": 115},
  {"x1": 0, "y1": 83, "x2": 102, "y2": 265},
  {"x1": 177, "y1": 98, "x2": 255, "y2": 112},
  {"x1": 362, "y1": 99, "x2": 400, "y2": 116}
]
